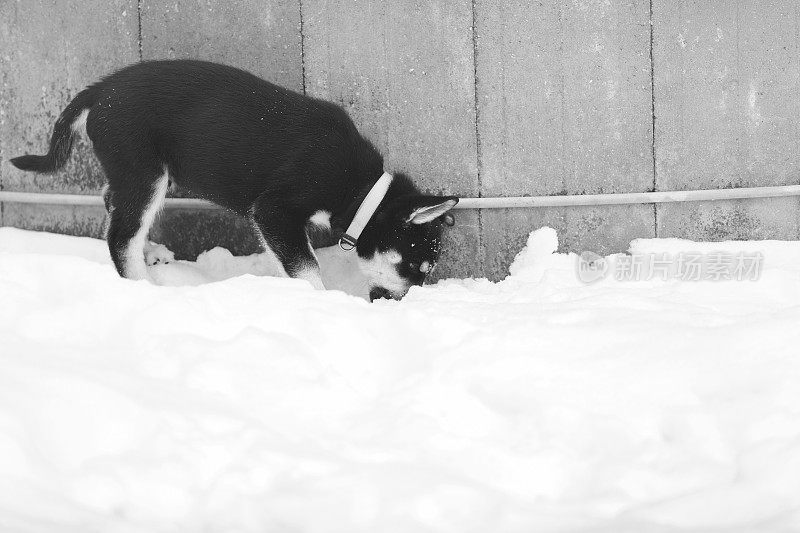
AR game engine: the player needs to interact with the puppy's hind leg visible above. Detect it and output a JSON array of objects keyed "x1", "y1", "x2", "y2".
[
  {"x1": 106, "y1": 170, "x2": 169, "y2": 281},
  {"x1": 250, "y1": 199, "x2": 325, "y2": 290},
  {"x1": 101, "y1": 184, "x2": 114, "y2": 238}
]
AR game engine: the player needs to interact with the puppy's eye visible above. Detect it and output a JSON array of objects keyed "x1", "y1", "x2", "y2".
[{"x1": 408, "y1": 262, "x2": 419, "y2": 272}]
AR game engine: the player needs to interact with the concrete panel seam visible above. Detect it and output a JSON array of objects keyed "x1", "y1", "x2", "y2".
[
  {"x1": 137, "y1": 0, "x2": 143, "y2": 61},
  {"x1": 298, "y1": 0, "x2": 306, "y2": 95},
  {"x1": 557, "y1": 1, "x2": 567, "y2": 191},
  {"x1": 735, "y1": 2, "x2": 742, "y2": 172},
  {"x1": 471, "y1": 0, "x2": 482, "y2": 196},
  {"x1": 1, "y1": 4, "x2": 4, "y2": 225},
  {"x1": 471, "y1": 0, "x2": 484, "y2": 270},
  {"x1": 1, "y1": 97, "x2": 3, "y2": 224},
  {"x1": 649, "y1": 0, "x2": 657, "y2": 237}
]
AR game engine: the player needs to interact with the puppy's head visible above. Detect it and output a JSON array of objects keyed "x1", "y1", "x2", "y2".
[{"x1": 356, "y1": 194, "x2": 458, "y2": 301}]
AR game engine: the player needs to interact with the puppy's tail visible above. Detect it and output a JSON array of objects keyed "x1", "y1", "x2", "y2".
[{"x1": 10, "y1": 86, "x2": 99, "y2": 174}]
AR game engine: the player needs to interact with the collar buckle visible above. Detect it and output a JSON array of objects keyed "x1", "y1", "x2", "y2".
[{"x1": 338, "y1": 234, "x2": 357, "y2": 251}]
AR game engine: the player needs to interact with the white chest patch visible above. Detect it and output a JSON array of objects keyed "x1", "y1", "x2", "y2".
[{"x1": 309, "y1": 210, "x2": 331, "y2": 231}]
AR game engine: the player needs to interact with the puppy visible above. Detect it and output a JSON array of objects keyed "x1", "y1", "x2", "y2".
[{"x1": 10, "y1": 59, "x2": 458, "y2": 300}]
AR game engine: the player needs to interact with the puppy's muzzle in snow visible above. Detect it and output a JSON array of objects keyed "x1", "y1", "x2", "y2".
[{"x1": 369, "y1": 287, "x2": 394, "y2": 302}]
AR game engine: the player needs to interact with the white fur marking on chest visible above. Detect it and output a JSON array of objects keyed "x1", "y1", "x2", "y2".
[
  {"x1": 309, "y1": 210, "x2": 331, "y2": 231},
  {"x1": 295, "y1": 266, "x2": 326, "y2": 290}
]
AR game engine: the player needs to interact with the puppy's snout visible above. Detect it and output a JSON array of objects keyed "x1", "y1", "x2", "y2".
[{"x1": 369, "y1": 287, "x2": 393, "y2": 302}]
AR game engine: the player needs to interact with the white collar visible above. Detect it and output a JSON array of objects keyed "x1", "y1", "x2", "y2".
[{"x1": 339, "y1": 172, "x2": 393, "y2": 250}]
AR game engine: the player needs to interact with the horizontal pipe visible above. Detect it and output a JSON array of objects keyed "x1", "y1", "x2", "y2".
[
  {"x1": 455, "y1": 184, "x2": 800, "y2": 208},
  {"x1": 0, "y1": 191, "x2": 217, "y2": 209},
  {"x1": 1, "y1": 184, "x2": 799, "y2": 210}
]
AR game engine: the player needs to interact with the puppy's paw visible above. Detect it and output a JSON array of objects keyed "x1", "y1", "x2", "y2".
[{"x1": 144, "y1": 241, "x2": 175, "y2": 266}]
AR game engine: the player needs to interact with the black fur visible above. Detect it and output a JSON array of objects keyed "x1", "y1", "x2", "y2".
[{"x1": 10, "y1": 59, "x2": 458, "y2": 298}]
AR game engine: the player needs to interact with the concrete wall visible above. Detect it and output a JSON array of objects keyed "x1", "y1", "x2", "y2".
[
  {"x1": 0, "y1": 0, "x2": 138, "y2": 241},
  {"x1": 2, "y1": 0, "x2": 799, "y2": 280},
  {"x1": 653, "y1": 0, "x2": 800, "y2": 242}
]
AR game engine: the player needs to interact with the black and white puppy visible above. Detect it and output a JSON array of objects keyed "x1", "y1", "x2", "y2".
[{"x1": 10, "y1": 60, "x2": 458, "y2": 301}]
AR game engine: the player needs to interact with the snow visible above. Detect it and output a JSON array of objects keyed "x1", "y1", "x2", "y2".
[{"x1": 1, "y1": 226, "x2": 800, "y2": 532}]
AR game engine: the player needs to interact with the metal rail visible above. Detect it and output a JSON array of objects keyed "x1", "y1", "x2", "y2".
[{"x1": 1, "y1": 184, "x2": 800, "y2": 209}]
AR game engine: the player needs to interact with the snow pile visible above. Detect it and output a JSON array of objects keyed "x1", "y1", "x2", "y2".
[
  {"x1": 1, "y1": 227, "x2": 800, "y2": 532},
  {"x1": 0, "y1": 227, "x2": 371, "y2": 299}
]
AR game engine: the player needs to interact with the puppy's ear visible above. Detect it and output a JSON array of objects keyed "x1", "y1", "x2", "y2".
[{"x1": 405, "y1": 196, "x2": 459, "y2": 225}]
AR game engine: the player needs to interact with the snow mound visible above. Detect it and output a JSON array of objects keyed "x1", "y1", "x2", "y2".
[
  {"x1": 2, "y1": 226, "x2": 800, "y2": 532},
  {"x1": 0, "y1": 227, "x2": 371, "y2": 299},
  {"x1": 508, "y1": 226, "x2": 560, "y2": 281}
]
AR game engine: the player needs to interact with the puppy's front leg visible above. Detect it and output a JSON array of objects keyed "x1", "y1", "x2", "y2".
[{"x1": 251, "y1": 201, "x2": 325, "y2": 290}]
